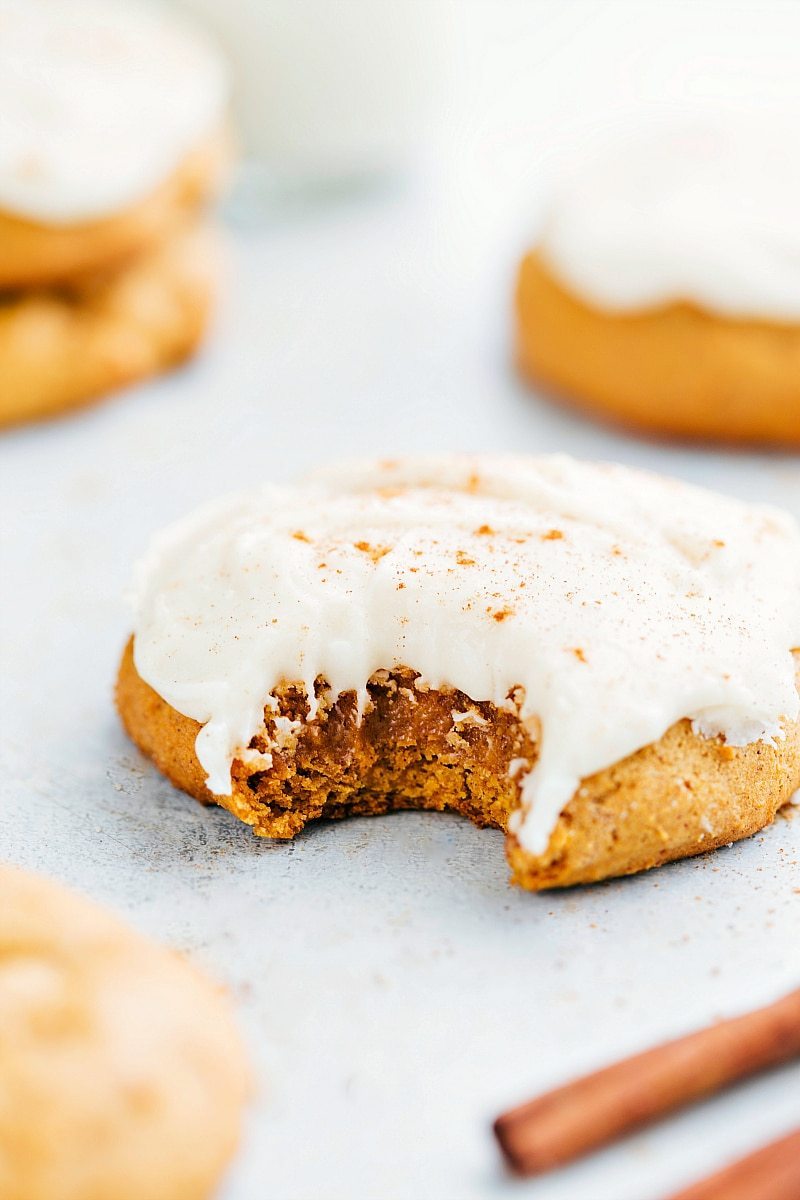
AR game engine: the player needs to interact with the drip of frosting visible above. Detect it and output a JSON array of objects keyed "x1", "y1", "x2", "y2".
[
  {"x1": 131, "y1": 455, "x2": 800, "y2": 854},
  {"x1": 0, "y1": 0, "x2": 227, "y2": 223},
  {"x1": 538, "y1": 118, "x2": 800, "y2": 321}
]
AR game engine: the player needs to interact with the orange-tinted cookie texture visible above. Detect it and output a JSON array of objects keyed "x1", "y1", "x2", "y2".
[
  {"x1": 116, "y1": 456, "x2": 800, "y2": 890},
  {"x1": 117, "y1": 640, "x2": 800, "y2": 891},
  {"x1": 0, "y1": 130, "x2": 230, "y2": 292},
  {"x1": 0, "y1": 222, "x2": 220, "y2": 429},
  {"x1": 517, "y1": 121, "x2": 800, "y2": 444},
  {"x1": 517, "y1": 251, "x2": 800, "y2": 445},
  {"x1": 0, "y1": 0, "x2": 229, "y2": 427},
  {"x1": 0, "y1": 864, "x2": 249, "y2": 1200}
]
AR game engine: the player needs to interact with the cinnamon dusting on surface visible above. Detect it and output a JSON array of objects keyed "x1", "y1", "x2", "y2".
[{"x1": 354, "y1": 541, "x2": 391, "y2": 563}]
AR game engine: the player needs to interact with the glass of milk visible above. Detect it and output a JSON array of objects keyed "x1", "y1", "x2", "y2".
[{"x1": 171, "y1": 0, "x2": 439, "y2": 211}]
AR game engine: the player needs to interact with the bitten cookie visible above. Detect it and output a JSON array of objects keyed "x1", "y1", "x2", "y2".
[
  {"x1": 0, "y1": 864, "x2": 249, "y2": 1200},
  {"x1": 0, "y1": 0, "x2": 230, "y2": 289},
  {"x1": 0, "y1": 222, "x2": 220, "y2": 429},
  {"x1": 516, "y1": 121, "x2": 800, "y2": 445},
  {"x1": 116, "y1": 455, "x2": 800, "y2": 890}
]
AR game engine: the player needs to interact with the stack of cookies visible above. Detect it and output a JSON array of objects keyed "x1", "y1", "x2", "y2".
[{"x1": 0, "y1": 0, "x2": 230, "y2": 429}]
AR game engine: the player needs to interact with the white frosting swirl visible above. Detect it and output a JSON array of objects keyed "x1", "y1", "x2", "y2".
[
  {"x1": 0, "y1": 0, "x2": 227, "y2": 224},
  {"x1": 539, "y1": 118, "x2": 800, "y2": 321},
  {"x1": 131, "y1": 455, "x2": 800, "y2": 854}
]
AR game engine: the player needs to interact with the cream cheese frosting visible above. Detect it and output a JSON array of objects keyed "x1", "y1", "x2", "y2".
[
  {"x1": 0, "y1": 0, "x2": 227, "y2": 224},
  {"x1": 130, "y1": 455, "x2": 800, "y2": 854},
  {"x1": 538, "y1": 118, "x2": 800, "y2": 321}
]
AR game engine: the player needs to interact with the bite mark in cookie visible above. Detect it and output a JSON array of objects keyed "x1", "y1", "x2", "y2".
[{"x1": 118, "y1": 455, "x2": 800, "y2": 889}]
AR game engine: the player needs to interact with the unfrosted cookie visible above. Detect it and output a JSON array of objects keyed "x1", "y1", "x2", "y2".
[
  {"x1": 517, "y1": 121, "x2": 800, "y2": 444},
  {"x1": 0, "y1": 221, "x2": 219, "y2": 429},
  {"x1": 0, "y1": 0, "x2": 229, "y2": 289},
  {"x1": 116, "y1": 456, "x2": 800, "y2": 890},
  {"x1": 0, "y1": 864, "x2": 249, "y2": 1200}
]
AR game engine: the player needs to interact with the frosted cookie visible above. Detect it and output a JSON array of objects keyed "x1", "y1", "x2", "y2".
[
  {"x1": 116, "y1": 455, "x2": 800, "y2": 890},
  {"x1": 0, "y1": 0, "x2": 229, "y2": 289},
  {"x1": 0, "y1": 863, "x2": 248, "y2": 1200},
  {"x1": 0, "y1": 221, "x2": 219, "y2": 429},
  {"x1": 517, "y1": 120, "x2": 800, "y2": 444}
]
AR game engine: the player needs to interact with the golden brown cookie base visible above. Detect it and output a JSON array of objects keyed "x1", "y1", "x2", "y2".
[
  {"x1": 0, "y1": 863, "x2": 248, "y2": 1200},
  {"x1": 0, "y1": 129, "x2": 230, "y2": 289},
  {"x1": 0, "y1": 221, "x2": 219, "y2": 429},
  {"x1": 516, "y1": 250, "x2": 800, "y2": 446},
  {"x1": 116, "y1": 640, "x2": 800, "y2": 890}
]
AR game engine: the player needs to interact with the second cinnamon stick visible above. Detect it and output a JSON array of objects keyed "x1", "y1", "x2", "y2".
[{"x1": 664, "y1": 1127, "x2": 800, "y2": 1200}]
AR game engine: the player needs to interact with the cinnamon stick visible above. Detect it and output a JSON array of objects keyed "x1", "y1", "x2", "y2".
[
  {"x1": 494, "y1": 987, "x2": 800, "y2": 1176},
  {"x1": 663, "y1": 1127, "x2": 800, "y2": 1200}
]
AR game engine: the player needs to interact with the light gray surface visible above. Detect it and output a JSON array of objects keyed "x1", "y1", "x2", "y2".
[{"x1": 2, "y1": 188, "x2": 799, "y2": 1200}]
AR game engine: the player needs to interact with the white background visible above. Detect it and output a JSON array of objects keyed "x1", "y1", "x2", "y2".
[{"x1": 2, "y1": 3, "x2": 800, "y2": 1198}]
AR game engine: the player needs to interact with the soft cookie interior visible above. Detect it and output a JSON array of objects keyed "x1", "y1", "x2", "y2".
[{"x1": 117, "y1": 640, "x2": 800, "y2": 890}]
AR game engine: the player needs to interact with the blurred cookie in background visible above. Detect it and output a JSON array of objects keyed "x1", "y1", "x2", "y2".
[
  {"x1": 516, "y1": 117, "x2": 800, "y2": 445},
  {"x1": 0, "y1": 0, "x2": 231, "y2": 428},
  {"x1": 0, "y1": 863, "x2": 249, "y2": 1200},
  {"x1": 0, "y1": 222, "x2": 220, "y2": 428}
]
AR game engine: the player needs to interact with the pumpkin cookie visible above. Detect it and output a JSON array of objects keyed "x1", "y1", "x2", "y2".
[
  {"x1": 517, "y1": 121, "x2": 800, "y2": 444},
  {"x1": 0, "y1": 864, "x2": 249, "y2": 1200},
  {"x1": 116, "y1": 455, "x2": 800, "y2": 890},
  {"x1": 0, "y1": 131, "x2": 230, "y2": 292},
  {"x1": 0, "y1": 221, "x2": 219, "y2": 429},
  {"x1": 0, "y1": 0, "x2": 229, "y2": 289}
]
